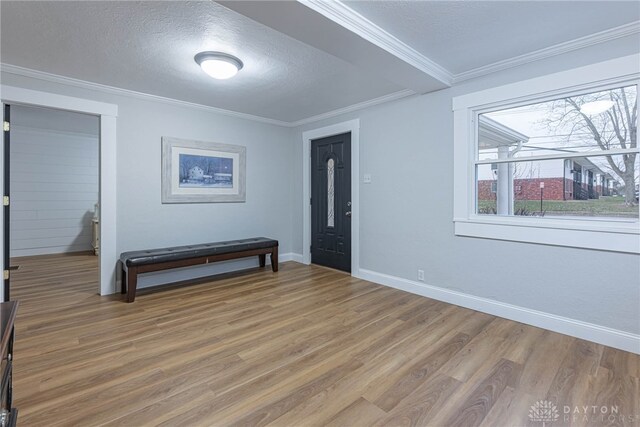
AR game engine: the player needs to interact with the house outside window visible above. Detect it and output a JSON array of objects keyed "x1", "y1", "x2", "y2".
[{"x1": 453, "y1": 55, "x2": 639, "y2": 253}]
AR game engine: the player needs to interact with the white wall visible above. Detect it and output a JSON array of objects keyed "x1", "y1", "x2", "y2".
[
  {"x1": 10, "y1": 107, "x2": 99, "y2": 257},
  {"x1": 291, "y1": 40, "x2": 640, "y2": 342},
  {"x1": 1, "y1": 72, "x2": 295, "y2": 289}
]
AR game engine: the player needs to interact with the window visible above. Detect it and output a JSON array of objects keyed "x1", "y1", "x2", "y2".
[{"x1": 453, "y1": 55, "x2": 639, "y2": 253}]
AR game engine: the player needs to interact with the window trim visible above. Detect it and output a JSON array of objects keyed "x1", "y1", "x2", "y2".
[{"x1": 453, "y1": 54, "x2": 640, "y2": 254}]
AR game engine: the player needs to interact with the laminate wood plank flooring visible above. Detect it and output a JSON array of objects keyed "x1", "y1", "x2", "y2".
[{"x1": 10, "y1": 253, "x2": 640, "y2": 426}]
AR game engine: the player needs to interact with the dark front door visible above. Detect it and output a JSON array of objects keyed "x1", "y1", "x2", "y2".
[
  {"x1": 3, "y1": 104, "x2": 10, "y2": 301},
  {"x1": 311, "y1": 133, "x2": 351, "y2": 272}
]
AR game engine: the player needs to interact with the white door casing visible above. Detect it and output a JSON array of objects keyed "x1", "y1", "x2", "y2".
[{"x1": 0, "y1": 85, "x2": 118, "y2": 296}]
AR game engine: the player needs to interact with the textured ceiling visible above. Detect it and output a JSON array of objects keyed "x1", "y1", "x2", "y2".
[
  {"x1": 1, "y1": 1, "x2": 638, "y2": 124},
  {"x1": 0, "y1": 1, "x2": 403, "y2": 122},
  {"x1": 344, "y1": 1, "x2": 640, "y2": 74}
]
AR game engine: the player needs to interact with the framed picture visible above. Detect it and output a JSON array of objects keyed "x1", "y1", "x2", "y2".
[{"x1": 161, "y1": 137, "x2": 246, "y2": 203}]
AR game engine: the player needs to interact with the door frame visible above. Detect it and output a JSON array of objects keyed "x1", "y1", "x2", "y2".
[
  {"x1": 302, "y1": 119, "x2": 359, "y2": 275},
  {"x1": 1, "y1": 85, "x2": 118, "y2": 298}
]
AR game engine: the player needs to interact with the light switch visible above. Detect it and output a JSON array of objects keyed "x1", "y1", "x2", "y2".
[{"x1": 363, "y1": 174, "x2": 372, "y2": 184}]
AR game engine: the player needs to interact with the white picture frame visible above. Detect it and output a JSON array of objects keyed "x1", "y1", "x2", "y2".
[{"x1": 161, "y1": 137, "x2": 246, "y2": 203}]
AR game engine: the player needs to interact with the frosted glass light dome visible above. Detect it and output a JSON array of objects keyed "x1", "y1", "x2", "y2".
[{"x1": 195, "y1": 52, "x2": 243, "y2": 80}]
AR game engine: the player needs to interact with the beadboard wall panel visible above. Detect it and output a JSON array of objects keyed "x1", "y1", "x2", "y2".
[{"x1": 10, "y1": 125, "x2": 98, "y2": 257}]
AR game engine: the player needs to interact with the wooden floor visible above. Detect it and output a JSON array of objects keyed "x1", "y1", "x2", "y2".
[{"x1": 9, "y1": 253, "x2": 640, "y2": 426}]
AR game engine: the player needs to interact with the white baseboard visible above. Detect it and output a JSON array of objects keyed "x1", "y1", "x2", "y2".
[
  {"x1": 283, "y1": 253, "x2": 304, "y2": 263},
  {"x1": 356, "y1": 268, "x2": 640, "y2": 355}
]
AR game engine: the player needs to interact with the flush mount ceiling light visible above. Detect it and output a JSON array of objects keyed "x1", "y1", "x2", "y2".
[
  {"x1": 194, "y1": 51, "x2": 243, "y2": 80},
  {"x1": 580, "y1": 100, "x2": 615, "y2": 115}
]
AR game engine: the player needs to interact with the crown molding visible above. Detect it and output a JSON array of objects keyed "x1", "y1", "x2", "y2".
[
  {"x1": 3, "y1": 20, "x2": 636, "y2": 130},
  {"x1": 453, "y1": 21, "x2": 640, "y2": 83},
  {"x1": 289, "y1": 89, "x2": 415, "y2": 127},
  {"x1": 1, "y1": 63, "x2": 416, "y2": 129},
  {"x1": 297, "y1": 1, "x2": 638, "y2": 88},
  {"x1": 299, "y1": 0, "x2": 453, "y2": 86},
  {"x1": 0, "y1": 63, "x2": 292, "y2": 127}
]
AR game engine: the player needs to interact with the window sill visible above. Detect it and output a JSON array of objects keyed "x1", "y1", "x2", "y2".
[{"x1": 454, "y1": 217, "x2": 640, "y2": 253}]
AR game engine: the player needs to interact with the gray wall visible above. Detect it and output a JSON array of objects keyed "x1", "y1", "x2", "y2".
[
  {"x1": 1, "y1": 72, "x2": 295, "y2": 287},
  {"x1": 113, "y1": 96, "x2": 295, "y2": 287},
  {"x1": 10, "y1": 106, "x2": 99, "y2": 257},
  {"x1": 291, "y1": 41, "x2": 640, "y2": 335},
  {"x1": 1, "y1": 35, "x2": 638, "y2": 330}
]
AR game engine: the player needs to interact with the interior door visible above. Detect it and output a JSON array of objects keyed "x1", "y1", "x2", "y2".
[
  {"x1": 3, "y1": 104, "x2": 10, "y2": 301},
  {"x1": 311, "y1": 132, "x2": 351, "y2": 272}
]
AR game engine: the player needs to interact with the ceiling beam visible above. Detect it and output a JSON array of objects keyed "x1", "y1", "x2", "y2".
[{"x1": 218, "y1": 0, "x2": 452, "y2": 93}]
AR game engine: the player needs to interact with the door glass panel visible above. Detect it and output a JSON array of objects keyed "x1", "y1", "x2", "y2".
[{"x1": 327, "y1": 158, "x2": 335, "y2": 227}]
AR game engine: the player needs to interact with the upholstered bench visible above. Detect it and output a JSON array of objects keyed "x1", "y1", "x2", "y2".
[{"x1": 120, "y1": 237, "x2": 278, "y2": 302}]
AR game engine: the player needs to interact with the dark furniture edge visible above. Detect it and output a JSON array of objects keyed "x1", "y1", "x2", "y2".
[
  {"x1": 0, "y1": 301, "x2": 17, "y2": 361},
  {"x1": 7, "y1": 408, "x2": 17, "y2": 427},
  {"x1": 121, "y1": 243, "x2": 278, "y2": 303}
]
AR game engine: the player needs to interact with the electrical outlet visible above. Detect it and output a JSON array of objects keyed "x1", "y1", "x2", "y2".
[{"x1": 417, "y1": 269, "x2": 425, "y2": 281}]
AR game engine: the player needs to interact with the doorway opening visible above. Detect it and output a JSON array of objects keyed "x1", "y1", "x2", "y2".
[
  {"x1": 2, "y1": 85, "x2": 118, "y2": 299},
  {"x1": 6, "y1": 105, "x2": 100, "y2": 301}
]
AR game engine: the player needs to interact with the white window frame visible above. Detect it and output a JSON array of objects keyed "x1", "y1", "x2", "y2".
[{"x1": 453, "y1": 54, "x2": 640, "y2": 254}]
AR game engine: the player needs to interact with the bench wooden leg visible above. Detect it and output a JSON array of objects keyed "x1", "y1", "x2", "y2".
[
  {"x1": 121, "y1": 267, "x2": 127, "y2": 294},
  {"x1": 258, "y1": 254, "x2": 266, "y2": 268},
  {"x1": 270, "y1": 247, "x2": 278, "y2": 272},
  {"x1": 126, "y1": 267, "x2": 138, "y2": 303}
]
